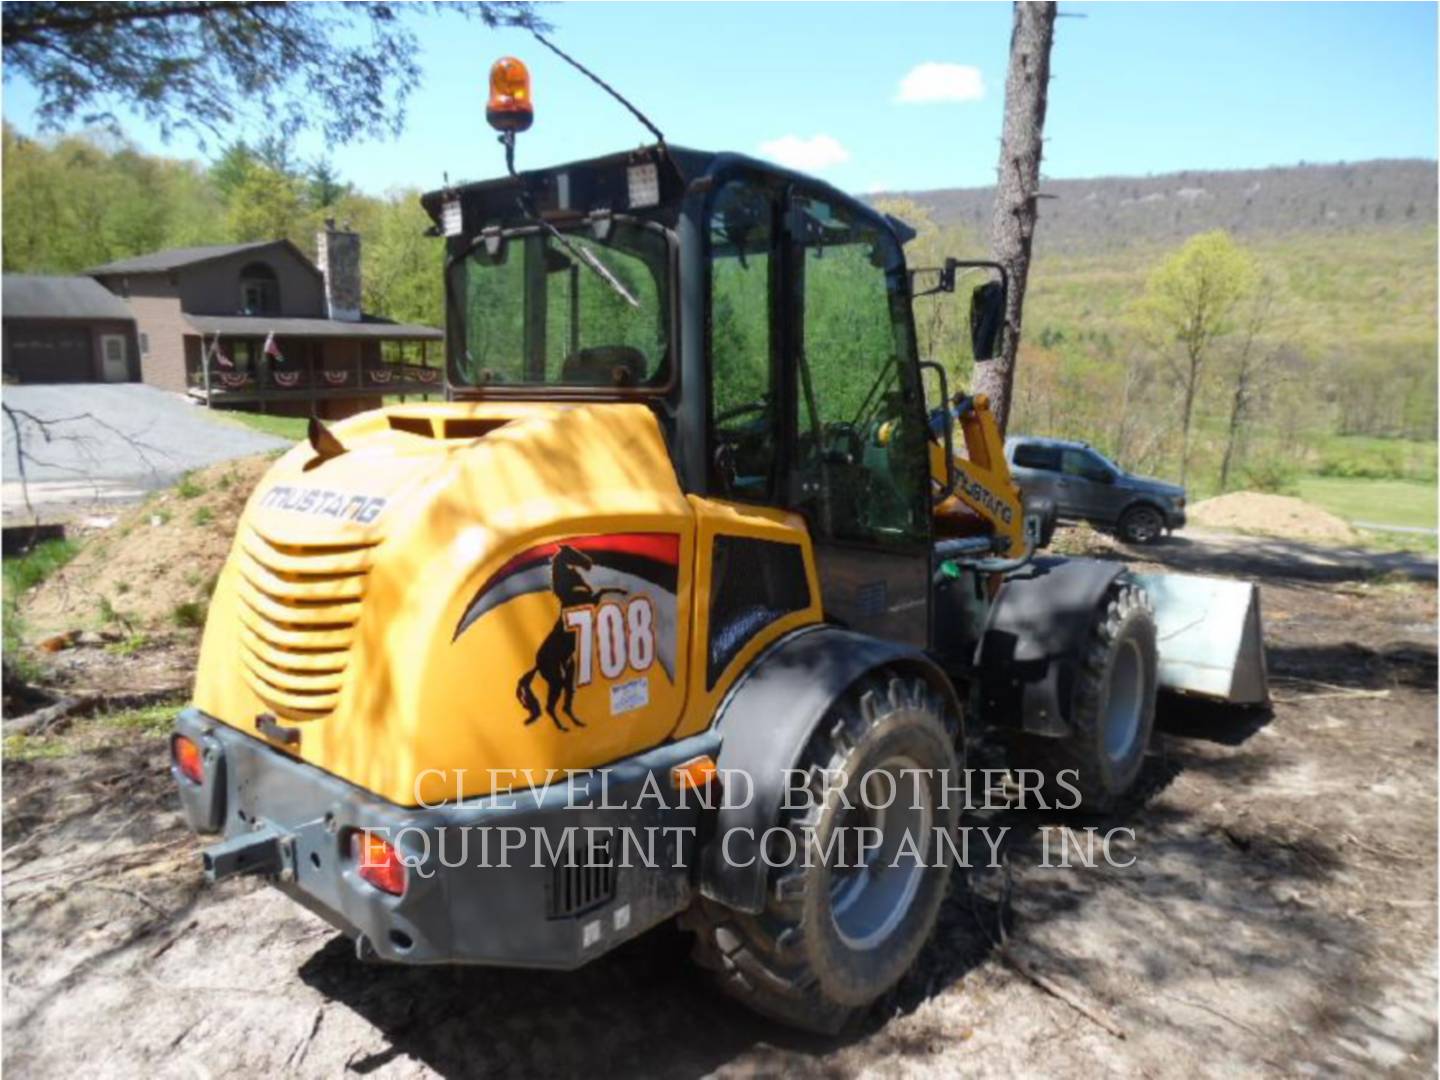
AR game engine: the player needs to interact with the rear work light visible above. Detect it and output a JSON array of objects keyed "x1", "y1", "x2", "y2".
[
  {"x1": 352, "y1": 830, "x2": 407, "y2": 896},
  {"x1": 172, "y1": 735, "x2": 204, "y2": 784}
]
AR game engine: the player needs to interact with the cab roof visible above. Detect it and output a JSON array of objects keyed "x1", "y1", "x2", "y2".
[{"x1": 419, "y1": 143, "x2": 911, "y2": 244}]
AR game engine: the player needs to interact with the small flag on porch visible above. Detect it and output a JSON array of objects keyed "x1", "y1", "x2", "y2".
[
  {"x1": 209, "y1": 333, "x2": 233, "y2": 369},
  {"x1": 263, "y1": 332, "x2": 286, "y2": 364}
]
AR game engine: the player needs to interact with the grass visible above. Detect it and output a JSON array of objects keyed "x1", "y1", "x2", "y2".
[
  {"x1": 1294, "y1": 476, "x2": 1437, "y2": 530},
  {"x1": 175, "y1": 471, "x2": 205, "y2": 499},
  {"x1": 3, "y1": 539, "x2": 78, "y2": 681},
  {"x1": 221, "y1": 395, "x2": 437, "y2": 444},
  {"x1": 222, "y1": 410, "x2": 309, "y2": 441},
  {"x1": 3, "y1": 701, "x2": 181, "y2": 762},
  {"x1": 171, "y1": 601, "x2": 206, "y2": 628}
]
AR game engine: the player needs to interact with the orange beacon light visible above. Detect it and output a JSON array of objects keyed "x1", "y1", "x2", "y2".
[{"x1": 486, "y1": 57, "x2": 534, "y2": 133}]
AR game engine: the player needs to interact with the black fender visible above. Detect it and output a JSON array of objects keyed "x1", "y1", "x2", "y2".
[
  {"x1": 975, "y1": 556, "x2": 1125, "y2": 738},
  {"x1": 699, "y1": 624, "x2": 962, "y2": 914}
]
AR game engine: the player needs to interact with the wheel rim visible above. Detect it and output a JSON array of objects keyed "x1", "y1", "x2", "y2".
[
  {"x1": 1128, "y1": 510, "x2": 1160, "y2": 542},
  {"x1": 828, "y1": 753, "x2": 933, "y2": 951},
  {"x1": 1103, "y1": 638, "x2": 1144, "y2": 763}
]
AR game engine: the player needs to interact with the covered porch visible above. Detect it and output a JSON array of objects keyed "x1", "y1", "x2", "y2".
[{"x1": 183, "y1": 315, "x2": 445, "y2": 413}]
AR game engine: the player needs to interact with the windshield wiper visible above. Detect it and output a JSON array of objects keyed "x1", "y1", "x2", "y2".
[{"x1": 539, "y1": 221, "x2": 640, "y2": 309}]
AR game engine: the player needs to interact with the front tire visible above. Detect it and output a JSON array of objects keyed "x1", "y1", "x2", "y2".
[
  {"x1": 1013, "y1": 577, "x2": 1157, "y2": 811},
  {"x1": 1118, "y1": 504, "x2": 1165, "y2": 544},
  {"x1": 683, "y1": 673, "x2": 961, "y2": 1034}
]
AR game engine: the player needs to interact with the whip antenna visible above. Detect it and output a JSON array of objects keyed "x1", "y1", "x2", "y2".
[{"x1": 529, "y1": 29, "x2": 668, "y2": 149}]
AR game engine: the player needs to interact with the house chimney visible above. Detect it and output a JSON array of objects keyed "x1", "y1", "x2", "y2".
[{"x1": 317, "y1": 218, "x2": 361, "y2": 322}]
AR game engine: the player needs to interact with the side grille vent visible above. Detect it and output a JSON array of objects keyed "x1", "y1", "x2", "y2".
[
  {"x1": 546, "y1": 835, "x2": 616, "y2": 919},
  {"x1": 234, "y1": 527, "x2": 378, "y2": 720}
]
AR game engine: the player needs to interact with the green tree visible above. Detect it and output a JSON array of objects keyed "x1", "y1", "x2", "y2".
[
  {"x1": 4, "y1": 2, "x2": 542, "y2": 147},
  {"x1": 363, "y1": 191, "x2": 443, "y2": 328},
  {"x1": 225, "y1": 165, "x2": 306, "y2": 246},
  {"x1": 1137, "y1": 230, "x2": 1257, "y2": 484}
]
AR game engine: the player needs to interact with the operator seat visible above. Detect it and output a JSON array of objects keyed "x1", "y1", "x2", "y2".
[{"x1": 561, "y1": 345, "x2": 645, "y2": 387}]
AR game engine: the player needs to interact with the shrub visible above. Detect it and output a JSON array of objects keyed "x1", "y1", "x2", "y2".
[
  {"x1": 1241, "y1": 458, "x2": 1300, "y2": 494},
  {"x1": 172, "y1": 601, "x2": 207, "y2": 628}
]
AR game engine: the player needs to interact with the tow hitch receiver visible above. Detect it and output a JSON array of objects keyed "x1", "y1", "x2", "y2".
[{"x1": 202, "y1": 826, "x2": 292, "y2": 883}]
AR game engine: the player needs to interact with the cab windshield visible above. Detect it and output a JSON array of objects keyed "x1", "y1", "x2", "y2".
[{"x1": 447, "y1": 220, "x2": 671, "y2": 390}]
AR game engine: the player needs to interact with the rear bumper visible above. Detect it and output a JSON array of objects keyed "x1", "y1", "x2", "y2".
[
  {"x1": 172, "y1": 708, "x2": 714, "y2": 970},
  {"x1": 1166, "y1": 508, "x2": 1187, "y2": 530}
]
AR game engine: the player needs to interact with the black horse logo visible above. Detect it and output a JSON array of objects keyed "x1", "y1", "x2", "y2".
[{"x1": 516, "y1": 545, "x2": 625, "y2": 732}]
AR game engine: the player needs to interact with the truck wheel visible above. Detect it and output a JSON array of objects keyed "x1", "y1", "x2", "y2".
[
  {"x1": 1118, "y1": 504, "x2": 1164, "y2": 544},
  {"x1": 1014, "y1": 578, "x2": 1157, "y2": 812},
  {"x1": 683, "y1": 674, "x2": 961, "y2": 1034}
]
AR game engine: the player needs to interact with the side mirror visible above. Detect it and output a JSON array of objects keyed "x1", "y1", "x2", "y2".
[{"x1": 969, "y1": 280, "x2": 1006, "y2": 361}]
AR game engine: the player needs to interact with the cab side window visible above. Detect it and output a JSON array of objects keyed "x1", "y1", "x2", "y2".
[
  {"x1": 792, "y1": 193, "x2": 928, "y2": 546},
  {"x1": 708, "y1": 179, "x2": 778, "y2": 501}
]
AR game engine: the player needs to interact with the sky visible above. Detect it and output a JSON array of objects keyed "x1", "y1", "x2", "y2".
[{"x1": 3, "y1": 1, "x2": 1436, "y2": 196}]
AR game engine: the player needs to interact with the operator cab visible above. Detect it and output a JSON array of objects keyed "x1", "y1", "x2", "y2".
[{"x1": 422, "y1": 141, "x2": 993, "y2": 644}]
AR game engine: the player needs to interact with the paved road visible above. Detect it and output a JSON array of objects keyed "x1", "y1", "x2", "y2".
[
  {"x1": 3, "y1": 384, "x2": 288, "y2": 519},
  {"x1": 1353, "y1": 520, "x2": 1439, "y2": 537}
]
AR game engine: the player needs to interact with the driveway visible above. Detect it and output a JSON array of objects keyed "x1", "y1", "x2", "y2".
[{"x1": 3, "y1": 384, "x2": 289, "y2": 520}]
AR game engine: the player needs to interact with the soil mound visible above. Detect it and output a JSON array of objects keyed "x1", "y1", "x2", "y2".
[
  {"x1": 1189, "y1": 491, "x2": 1357, "y2": 542},
  {"x1": 20, "y1": 454, "x2": 276, "y2": 638}
]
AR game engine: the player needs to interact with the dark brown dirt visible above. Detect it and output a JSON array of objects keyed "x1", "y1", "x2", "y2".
[{"x1": 2, "y1": 529, "x2": 1435, "y2": 1077}]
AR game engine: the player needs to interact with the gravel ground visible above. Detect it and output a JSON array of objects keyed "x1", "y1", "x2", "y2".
[{"x1": 2, "y1": 384, "x2": 286, "y2": 519}]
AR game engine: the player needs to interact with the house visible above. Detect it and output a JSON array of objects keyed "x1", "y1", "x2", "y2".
[
  {"x1": 85, "y1": 221, "x2": 442, "y2": 417},
  {"x1": 2, "y1": 275, "x2": 140, "y2": 383}
]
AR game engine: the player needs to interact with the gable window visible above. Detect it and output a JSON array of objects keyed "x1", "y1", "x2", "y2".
[{"x1": 239, "y1": 262, "x2": 280, "y2": 315}]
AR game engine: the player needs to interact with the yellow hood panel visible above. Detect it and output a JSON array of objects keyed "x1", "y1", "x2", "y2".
[{"x1": 194, "y1": 401, "x2": 697, "y2": 806}]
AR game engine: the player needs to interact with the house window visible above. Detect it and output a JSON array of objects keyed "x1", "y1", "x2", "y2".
[
  {"x1": 239, "y1": 262, "x2": 280, "y2": 315},
  {"x1": 139, "y1": 332, "x2": 149, "y2": 356}
]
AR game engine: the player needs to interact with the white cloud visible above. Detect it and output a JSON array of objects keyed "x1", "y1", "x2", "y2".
[
  {"x1": 757, "y1": 134, "x2": 851, "y2": 173},
  {"x1": 895, "y1": 63, "x2": 985, "y2": 104}
]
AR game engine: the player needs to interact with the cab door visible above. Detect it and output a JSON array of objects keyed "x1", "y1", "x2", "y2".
[{"x1": 784, "y1": 190, "x2": 933, "y2": 647}]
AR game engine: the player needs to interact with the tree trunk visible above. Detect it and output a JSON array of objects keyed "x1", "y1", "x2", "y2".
[
  {"x1": 1179, "y1": 365, "x2": 1198, "y2": 487},
  {"x1": 973, "y1": 0, "x2": 1056, "y2": 434}
]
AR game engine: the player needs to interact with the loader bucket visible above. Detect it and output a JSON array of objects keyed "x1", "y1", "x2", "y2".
[{"x1": 1133, "y1": 572, "x2": 1269, "y2": 705}]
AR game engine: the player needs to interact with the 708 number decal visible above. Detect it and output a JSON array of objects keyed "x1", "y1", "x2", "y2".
[{"x1": 563, "y1": 597, "x2": 655, "y2": 686}]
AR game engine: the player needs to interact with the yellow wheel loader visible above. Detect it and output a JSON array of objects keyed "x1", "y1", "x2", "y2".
[{"x1": 172, "y1": 61, "x2": 1266, "y2": 1034}]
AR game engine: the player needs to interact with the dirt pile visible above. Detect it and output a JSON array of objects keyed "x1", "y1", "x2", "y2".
[
  {"x1": 20, "y1": 454, "x2": 276, "y2": 640},
  {"x1": 1189, "y1": 491, "x2": 1358, "y2": 543}
]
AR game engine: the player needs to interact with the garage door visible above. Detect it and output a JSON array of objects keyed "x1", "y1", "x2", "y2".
[{"x1": 7, "y1": 327, "x2": 94, "y2": 383}]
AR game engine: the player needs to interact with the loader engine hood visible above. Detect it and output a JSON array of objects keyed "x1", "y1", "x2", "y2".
[{"x1": 193, "y1": 401, "x2": 696, "y2": 806}]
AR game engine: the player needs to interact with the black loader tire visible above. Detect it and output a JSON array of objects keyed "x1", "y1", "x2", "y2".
[
  {"x1": 682, "y1": 673, "x2": 961, "y2": 1034},
  {"x1": 1013, "y1": 577, "x2": 1157, "y2": 812},
  {"x1": 1118, "y1": 504, "x2": 1165, "y2": 544}
]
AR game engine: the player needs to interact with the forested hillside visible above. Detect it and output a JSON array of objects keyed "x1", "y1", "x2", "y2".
[
  {"x1": 2, "y1": 124, "x2": 1434, "y2": 500},
  {"x1": 886, "y1": 159, "x2": 1438, "y2": 255},
  {"x1": 877, "y1": 158, "x2": 1437, "y2": 499}
]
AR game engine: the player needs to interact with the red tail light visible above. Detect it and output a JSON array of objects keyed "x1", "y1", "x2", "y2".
[
  {"x1": 352, "y1": 830, "x2": 407, "y2": 896},
  {"x1": 173, "y1": 735, "x2": 204, "y2": 784}
]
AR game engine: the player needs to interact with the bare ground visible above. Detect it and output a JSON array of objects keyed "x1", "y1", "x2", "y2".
[{"x1": 3, "y1": 530, "x2": 1436, "y2": 1078}]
